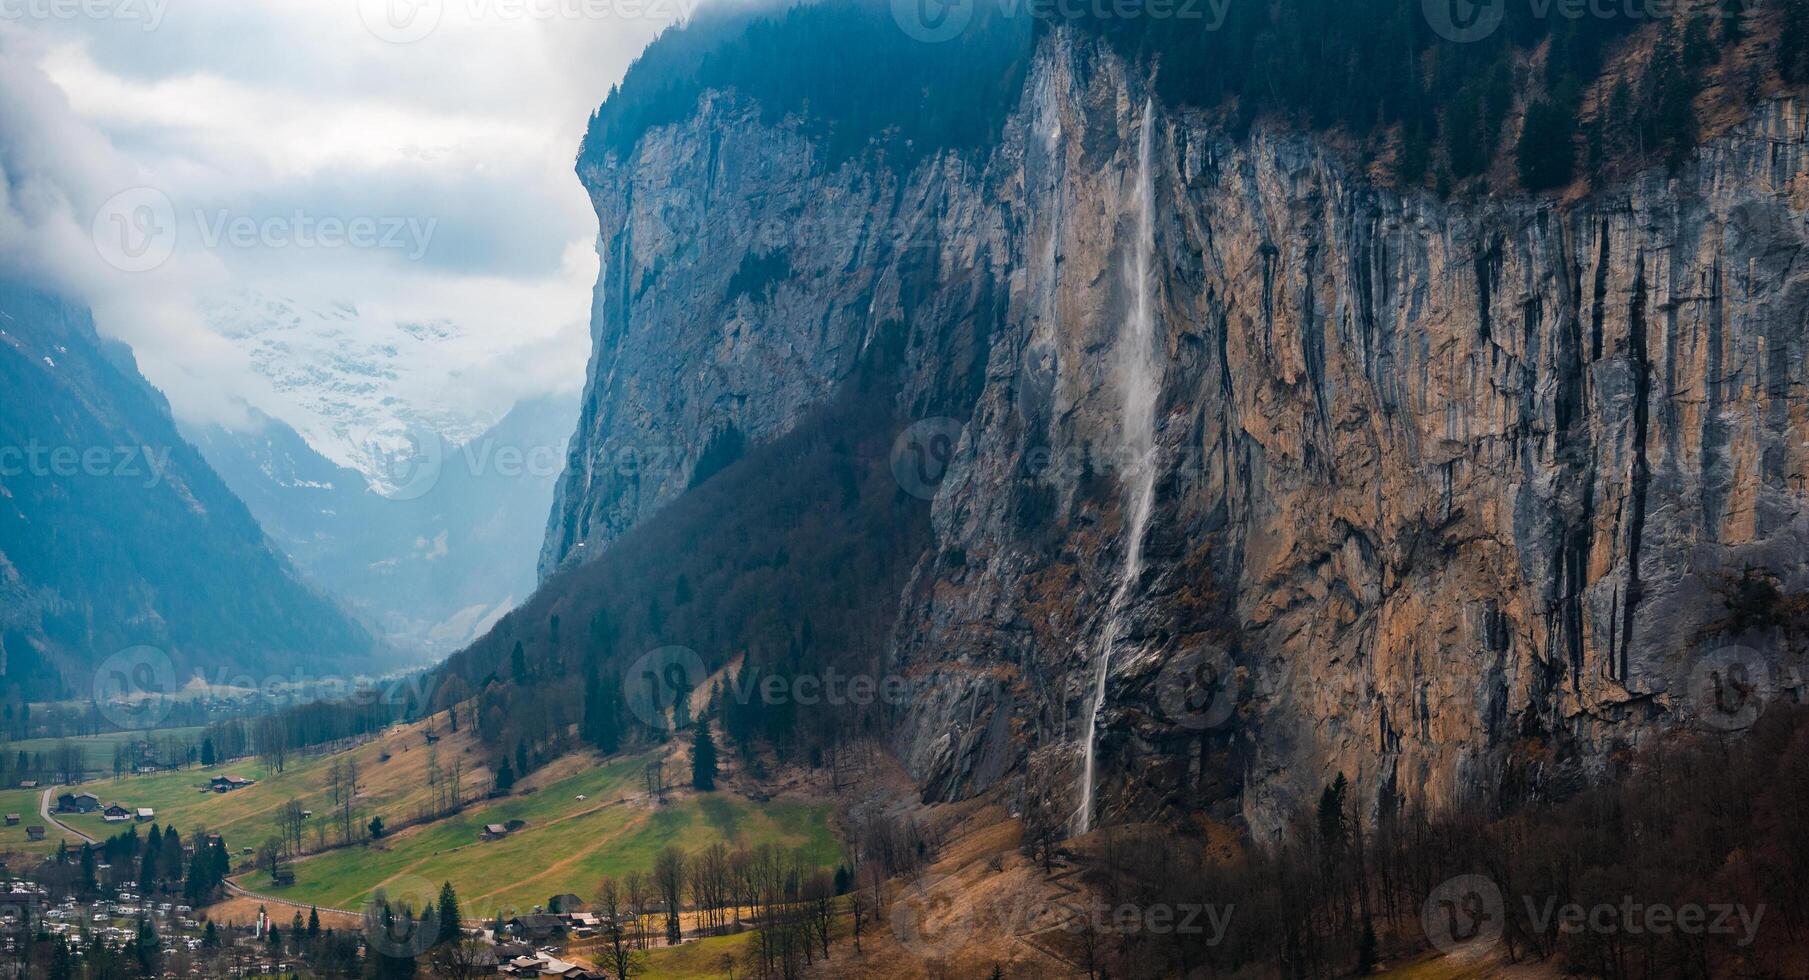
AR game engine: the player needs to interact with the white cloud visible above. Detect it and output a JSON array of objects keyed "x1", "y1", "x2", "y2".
[{"x1": 0, "y1": 0, "x2": 677, "y2": 441}]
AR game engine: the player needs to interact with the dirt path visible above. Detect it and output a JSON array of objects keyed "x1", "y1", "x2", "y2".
[{"x1": 222, "y1": 877, "x2": 362, "y2": 920}]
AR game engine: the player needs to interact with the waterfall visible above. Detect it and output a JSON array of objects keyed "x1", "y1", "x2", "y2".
[{"x1": 1074, "y1": 98, "x2": 1160, "y2": 837}]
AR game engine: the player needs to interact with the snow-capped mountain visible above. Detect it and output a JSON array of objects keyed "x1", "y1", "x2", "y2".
[{"x1": 201, "y1": 290, "x2": 510, "y2": 495}]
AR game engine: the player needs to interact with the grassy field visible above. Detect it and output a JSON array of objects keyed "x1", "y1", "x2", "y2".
[
  {"x1": 59, "y1": 716, "x2": 490, "y2": 854},
  {"x1": 240, "y1": 755, "x2": 839, "y2": 918},
  {"x1": 640, "y1": 930, "x2": 755, "y2": 980},
  {"x1": 5, "y1": 727, "x2": 205, "y2": 774},
  {"x1": 0, "y1": 788, "x2": 58, "y2": 855}
]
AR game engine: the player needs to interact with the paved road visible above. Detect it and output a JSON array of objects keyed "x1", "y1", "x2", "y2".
[{"x1": 38, "y1": 787, "x2": 96, "y2": 844}]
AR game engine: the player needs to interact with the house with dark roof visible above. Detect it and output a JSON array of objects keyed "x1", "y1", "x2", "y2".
[
  {"x1": 505, "y1": 914, "x2": 568, "y2": 942},
  {"x1": 24, "y1": 827, "x2": 45, "y2": 842},
  {"x1": 56, "y1": 792, "x2": 99, "y2": 813}
]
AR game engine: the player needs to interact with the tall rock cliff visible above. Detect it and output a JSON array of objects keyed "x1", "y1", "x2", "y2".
[{"x1": 547, "y1": 29, "x2": 1809, "y2": 833}]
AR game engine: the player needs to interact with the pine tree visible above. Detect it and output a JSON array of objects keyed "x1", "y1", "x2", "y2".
[
  {"x1": 139, "y1": 825, "x2": 161, "y2": 891},
  {"x1": 78, "y1": 845, "x2": 96, "y2": 896},
  {"x1": 1317, "y1": 773, "x2": 1349, "y2": 851},
  {"x1": 1647, "y1": 30, "x2": 1701, "y2": 168},
  {"x1": 308, "y1": 907, "x2": 322, "y2": 939},
  {"x1": 691, "y1": 717, "x2": 718, "y2": 791},
  {"x1": 1720, "y1": 0, "x2": 1745, "y2": 47},
  {"x1": 1784, "y1": 0, "x2": 1809, "y2": 82},
  {"x1": 1517, "y1": 100, "x2": 1576, "y2": 191},
  {"x1": 1357, "y1": 921, "x2": 1379, "y2": 974},
  {"x1": 47, "y1": 936, "x2": 73, "y2": 980},
  {"x1": 436, "y1": 882, "x2": 463, "y2": 946},
  {"x1": 136, "y1": 918, "x2": 160, "y2": 977}
]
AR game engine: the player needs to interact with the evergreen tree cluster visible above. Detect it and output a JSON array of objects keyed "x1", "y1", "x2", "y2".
[
  {"x1": 582, "y1": 0, "x2": 1790, "y2": 195},
  {"x1": 580, "y1": 0, "x2": 1034, "y2": 169},
  {"x1": 440, "y1": 322, "x2": 949, "y2": 780}
]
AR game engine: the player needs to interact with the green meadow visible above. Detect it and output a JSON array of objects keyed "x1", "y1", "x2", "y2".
[
  {"x1": 0, "y1": 788, "x2": 57, "y2": 855},
  {"x1": 58, "y1": 718, "x2": 492, "y2": 854},
  {"x1": 242, "y1": 757, "x2": 838, "y2": 917}
]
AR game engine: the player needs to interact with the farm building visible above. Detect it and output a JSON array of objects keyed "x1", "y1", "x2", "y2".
[
  {"x1": 56, "y1": 792, "x2": 99, "y2": 813},
  {"x1": 101, "y1": 804, "x2": 132, "y2": 823},
  {"x1": 504, "y1": 914, "x2": 567, "y2": 942},
  {"x1": 24, "y1": 827, "x2": 44, "y2": 842}
]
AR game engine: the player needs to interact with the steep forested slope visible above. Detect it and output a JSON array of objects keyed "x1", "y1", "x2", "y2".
[{"x1": 0, "y1": 279, "x2": 379, "y2": 701}]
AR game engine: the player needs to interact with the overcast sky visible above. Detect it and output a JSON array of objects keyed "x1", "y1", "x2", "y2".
[{"x1": 0, "y1": 0, "x2": 685, "y2": 429}]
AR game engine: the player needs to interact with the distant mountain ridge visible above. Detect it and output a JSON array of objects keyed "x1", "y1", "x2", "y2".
[
  {"x1": 185, "y1": 393, "x2": 574, "y2": 656},
  {"x1": 0, "y1": 279, "x2": 382, "y2": 701}
]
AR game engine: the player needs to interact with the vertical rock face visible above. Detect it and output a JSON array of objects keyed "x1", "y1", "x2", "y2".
[{"x1": 551, "y1": 32, "x2": 1809, "y2": 833}]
